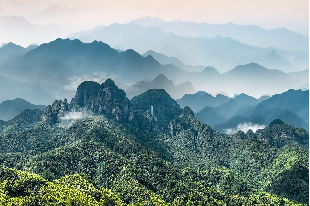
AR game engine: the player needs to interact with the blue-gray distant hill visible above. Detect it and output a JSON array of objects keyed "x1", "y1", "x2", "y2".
[
  {"x1": 195, "y1": 89, "x2": 309, "y2": 131},
  {"x1": 0, "y1": 15, "x2": 81, "y2": 47},
  {"x1": 126, "y1": 74, "x2": 195, "y2": 99},
  {"x1": 130, "y1": 17, "x2": 309, "y2": 52},
  {"x1": 177, "y1": 91, "x2": 269, "y2": 113},
  {"x1": 142, "y1": 50, "x2": 205, "y2": 72},
  {"x1": 72, "y1": 21, "x2": 308, "y2": 73},
  {"x1": 0, "y1": 98, "x2": 46, "y2": 121},
  {"x1": 0, "y1": 76, "x2": 57, "y2": 105},
  {"x1": 0, "y1": 39, "x2": 307, "y2": 99},
  {"x1": 0, "y1": 38, "x2": 182, "y2": 86},
  {"x1": 0, "y1": 42, "x2": 36, "y2": 64}
]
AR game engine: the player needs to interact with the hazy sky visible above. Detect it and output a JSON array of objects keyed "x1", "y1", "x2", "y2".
[{"x1": 0, "y1": 0, "x2": 309, "y2": 36}]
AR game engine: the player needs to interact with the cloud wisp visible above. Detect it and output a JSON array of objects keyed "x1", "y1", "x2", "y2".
[{"x1": 223, "y1": 122, "x2": 266, "y2": 135}]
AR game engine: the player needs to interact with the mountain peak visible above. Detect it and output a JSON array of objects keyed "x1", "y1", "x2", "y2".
[
  {"x1": 269, "y1": 119, "x2": 285, "y2": 127},
  {"x1": 153, "y1": 74, "x2": 169, "y2": 82},
  {"x1": 103, "y1": 78, "x2": 116, "y2": 88},
  {"x1": 202, "y1": 66, "x2": 219, "y2": 74}
]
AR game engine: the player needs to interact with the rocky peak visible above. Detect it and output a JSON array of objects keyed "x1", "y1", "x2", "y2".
[
  {"x1": 88, "y1": 78, "x2": 132, "y2": 121},
  {"x1": 42, "y1": 99, "x2": 69, "y2": 124},
  {"x1": 183, "y1": 106, "x2": 194, "y2": 116},
  {"x1": 70, "y1": 81, "x2": 100, "y2": 108},
  {"x1": 269, "y1": 119, "x2": 285, "y2": 127}
]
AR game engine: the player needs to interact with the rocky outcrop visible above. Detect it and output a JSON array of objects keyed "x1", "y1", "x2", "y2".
[
  {"x1": 43, "y1": 79, "x2": 134, "y2": 124},
  {"x1": 42, "y1": 99, "x2": 69, "y2": 124},
  {"x1": 87, "y1": 78, "x2": 133, "y2": 121}
]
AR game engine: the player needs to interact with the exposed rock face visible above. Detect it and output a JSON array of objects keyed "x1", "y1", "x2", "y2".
[
  {"x1": 70, "y1": 81, "x2": 100, "y2": 108},
  {"x1": 42, "y1": 99, "x2": 69, "y2": 124},
  {"x1": 87, "y1": 78, "x2": 133, "y2": 121},
  {"x1": 43, "y1": 79, "x2": 133, "y2": 124}
]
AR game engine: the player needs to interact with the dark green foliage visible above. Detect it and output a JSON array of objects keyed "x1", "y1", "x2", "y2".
[{"x1": 0, "y1": 81, "x2": 308, "y2": 205}]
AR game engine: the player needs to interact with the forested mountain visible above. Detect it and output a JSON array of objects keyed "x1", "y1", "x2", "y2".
[{"x1": 0, "y1": 79, "x2": 308, "y2": 205}]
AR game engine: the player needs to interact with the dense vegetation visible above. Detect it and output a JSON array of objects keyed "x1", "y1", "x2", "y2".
[{"x1": 0, "y1": 79, "x2": 308, "y2": 205}]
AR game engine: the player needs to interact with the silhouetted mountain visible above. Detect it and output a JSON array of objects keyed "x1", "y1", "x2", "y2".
[
  {"x1": 0, "y1": 15, "x2": 82, "y2": 47},
  {"x1": 177, "y1": 91, "x2": 230, "y2": 113},
  {"x1": 0, "y1": 38, "x2": 184, "y2": 86},
  {"x1": 252, "y1": 50, "x2": 296, "y2": 72},
  {"x1": 0, "y1": 42, "x2": 28, "y2": 63},
  {"x1": 72, "y1": 22, "x2": 308, "y2": 73},
  {"x1": 142, "y1": 50, "x2": 205, "y2": 72},
  {"x1": 233, "y1": 93, "x2": 262, "y2": 106},
  {"x1": 201, "y1": 89, "x2": 309, "y2": 132},
  {"x1": 0, "y1": 98, "x2": 46, "y2": 121},
  {"x1": 126, "y1": 74, "x2": 195, "y2": 99},
  {"x1": 0, "y1": 76, "x2": 57, "y2": 105},
  {"x1": 1, "y1": 40, "x2": 307, "y2": 100},
  {"x1": 130, "y1": 16, "x2": 309, "y2": 52}
]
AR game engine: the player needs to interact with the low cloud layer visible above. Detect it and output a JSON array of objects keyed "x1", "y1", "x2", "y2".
[
  {"x1": 223, "y1": 122, "x2": 266, "y2": 135},
  {"x1": 59, "y1": 111, "x2": 94, "y2": 127},
  {"x1": 58, "y1": 72, "x2": 131, "y2": 101}
]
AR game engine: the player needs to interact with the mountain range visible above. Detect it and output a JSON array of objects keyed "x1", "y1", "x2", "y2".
[
  {"x1": 72, "y1": 22, "x2": 308, "y2": 73},
  {"x1": 0, "y1": 79, "x2": 308, "y2": 205},
  {"x1": 0, "y1": 15, "x2": 82, "y2": 47},
  {"x1": 142, "y1": 50, "x2": 205, "y2": 72},
  {"x1": 0, "y1": 98, "x2": 46, "y2": 121},
  {"x1": 195, "y1": 89, "x2": 309, "y2": 132},
  {"x1": 125, "y1": 74, "x2": 195, "y2": 99},
  {"x1": 0, "y1": 39, "x2": 307, "y2": 101},
  {"x1": 177, "y1": 91, "x2": 269, "y2": 113},
  {"x1": 130, "y1": 17, "x2": 309, "y2": 52}
]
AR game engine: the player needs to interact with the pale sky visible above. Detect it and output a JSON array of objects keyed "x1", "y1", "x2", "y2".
[{"x1": 0, "y1": 0, "x2": 309, "y2": 36}]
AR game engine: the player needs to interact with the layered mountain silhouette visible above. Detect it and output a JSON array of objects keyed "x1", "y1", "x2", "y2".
[
  {"x1": 0, "y1": 79, "x2": 308, "y2": 205},
  {"x1": 0, "y1": 98, "x2": 45, "y2": 121},
  {"x1": 0, "y1": 38, "x2": 184, "y2": 86},
  {"x1": 0, "y1": 76, "x2": 57, "y2": 105},
  {"x1": 130, "y1": 16, "x2": 309, "y2": 52},
  {"x1": 177, "y1": 91, "x2": 231, "y2": 113},
  {"x1": 142, "y1": 50, "x2": 205, "y2": 72},
  {"x1": 178, "y1": 91, "x2": 269, "y2": 113},
  {"x1": 195, "y1": 89, "x2": 309, "y2": 132},
  {"x1": 0, "y1": 15, "x2": 81, "y2": 47},
  {"x1": 72, "y1": 22, "x2": 308, "y2": 72},
  {"x1": 0, "y1": 39, "x2": 307, "y2": 99},
  {"x1": 0, "y1": 42, "x2": 36, "y2": 63},
  {"x1": 126, "y1": 74, "x2": 195, "y2": 99}
]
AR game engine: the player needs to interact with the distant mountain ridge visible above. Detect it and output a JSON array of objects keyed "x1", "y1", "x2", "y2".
[
  {"x1": 72, "y1": 20, "x2": 308, "y2": 73},
  {"x1": 126, "y1": 74, "x2": 195, "y2": 99},
  {"x1": 195, "y1": 89, "x2": 309, "y2": 132},
  {"x1": 130, "y1": 16, "x2": 309, "y2": 52},
  {"x1": 0, "y1": 39, "x2": 308, "y2": 100},
  {"x1": 142, "y1": 50, "x2": 205, "y2": 72},
  {"x1": 0, "y1": 98, "x2": 46, "y2": 121}
]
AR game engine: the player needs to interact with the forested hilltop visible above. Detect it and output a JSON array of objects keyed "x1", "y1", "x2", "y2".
[{"x1": 0, "y1": 79, "x2": 308, "y2": 205}]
